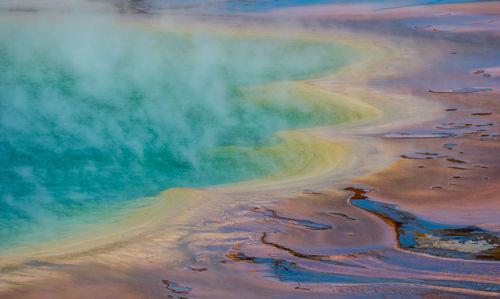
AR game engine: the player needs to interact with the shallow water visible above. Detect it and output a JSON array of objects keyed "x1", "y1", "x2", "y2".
[
  {"x1": 129, "y1": 0, "x2": 495, "y2": 14},
  {"x1": 0, "y1": 17, "x2": 361, "y2": 250}
]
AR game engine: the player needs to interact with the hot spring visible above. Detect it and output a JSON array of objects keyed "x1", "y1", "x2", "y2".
[{"x1": 0, "y1": 15, "x2": 366, "y2": 251}]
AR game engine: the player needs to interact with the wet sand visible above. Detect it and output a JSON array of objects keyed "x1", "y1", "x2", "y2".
[{"x1": 1, "y1": 2, "x2": 500, "y2": 298}]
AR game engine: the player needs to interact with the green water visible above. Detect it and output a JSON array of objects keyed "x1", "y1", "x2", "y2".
[{"x1": 0, "y1": 16, "x2": 360, "y2": 249}]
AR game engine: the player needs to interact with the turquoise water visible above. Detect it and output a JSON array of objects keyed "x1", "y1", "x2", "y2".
[{"x1": 0, "y1": 17, "x2": 359, "y2": 249}]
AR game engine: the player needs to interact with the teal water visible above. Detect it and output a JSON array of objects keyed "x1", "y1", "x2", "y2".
[{"x1": 0, "y1": 17, "x2": 359, "y2": 249}]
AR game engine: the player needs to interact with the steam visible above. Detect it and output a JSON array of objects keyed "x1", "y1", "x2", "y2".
[{"x1": 0, "y1": 11, "x2": 357, "y2": 248}]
